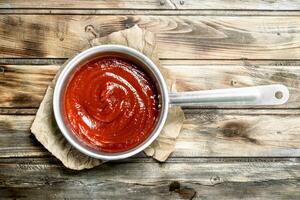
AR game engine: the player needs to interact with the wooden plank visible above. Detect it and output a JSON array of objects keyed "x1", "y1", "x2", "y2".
[
  {"x1": 2, "y1": 0, "x2": 300, "y2": 10},
  {"x1": 1, "y1": 60, "x2": 300, "y2": 108},
  {"x1": 177, "y1": 109, "x2": 300, "y2": 157},
  {"x1": 172, "y1": 0, "x2": 300, "y2": 10},
  {"x1": 164, "y1": 60, "x2": 300, "y2": 108},
  {"x1": 1, "y1": 15, "x2": 300, "y2": 59},
  {"x1": 0, "y1": 65, "x2": 59, "y2": 107},
  {"x1": 2, "y1": 9, "x2": 300, "y2": 16},
  {"x1": 0, "y1": 115, "x2": 47, "y2": 157},
  {"x1": 1, "y1": 109, "x2": 300, "y2": 158},
  {"x1": 0, "y1": 157, "x2": 299, "y2": 199},
  {"x1": 0, "y1": 0, "x2": 173, "y2": 9}
]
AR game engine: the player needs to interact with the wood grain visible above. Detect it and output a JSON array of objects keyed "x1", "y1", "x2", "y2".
[
  {"x1": 0, "y1": 0, "x2": 173, "y2": 9},
  {"x1": 2, "y1": 10, "x2": 300, "y2": 16},
  {"x1": 1, "y1": 60, "x2": 300, "y2": 108},
  {"x1": 0, "y1": 115, "x2": 48, "y2": 157},
  {"x1": 165, "y1": 60, "x2": 300, "y2": 108},
  {"x1": 1, "y1": 157, "x2": 299, "y2": 199},
  {"x1": 0, "y1": 65, "x2": 59, "y2": 107},
  {"x1": 1, "y1": 109, "x2": 300, "y2": 158},
  {"x1": 172, "y1": 0, "x2": 300, "y2": 10},
  {"x1": 2, "y1": 0, "x2": 300, "y2": 10},
  {"x1": 1, "y1": 1, "x2": 300, "y2": 199},
  {"x1": 1, "y1": 15, "x2": 300, "y2": 59},
  {"x1": 178, "y1": 109, "x2": 300, "y2": 157}
]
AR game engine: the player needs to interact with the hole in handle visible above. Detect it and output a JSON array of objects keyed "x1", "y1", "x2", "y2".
[{"x1": 275, "y1": 91, "x2": 283, "y2": 99}]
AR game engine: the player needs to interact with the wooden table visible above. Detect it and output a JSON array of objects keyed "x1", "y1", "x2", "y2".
[{"x1": 1, "y1": 1, "x2": 300, "y2": 199}]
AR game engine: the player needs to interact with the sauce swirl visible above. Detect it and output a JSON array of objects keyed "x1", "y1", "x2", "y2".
[{"x1": 63, "y1": 56, "x2": 159, "y2": 153}]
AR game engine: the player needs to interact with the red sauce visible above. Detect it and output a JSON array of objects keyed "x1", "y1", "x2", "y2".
[{"x1": 63, "y1": 56, "x2": 159, "y2": 153}]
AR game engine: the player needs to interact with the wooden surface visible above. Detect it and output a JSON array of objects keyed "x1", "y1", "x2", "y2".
[
  {"x1": 2, "y1": 0, "x2": 300, "y2": 10},
  {"x1": 1, "y1": 1, "x2": 300, "y2": 199},
  {"x1": 1, "y1": 15, "x2": 300, "y2": 59}
]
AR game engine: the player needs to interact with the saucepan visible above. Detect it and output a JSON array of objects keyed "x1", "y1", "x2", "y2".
[{"x1": 53, "y1": 45, "x2": 289, "y2": 160}]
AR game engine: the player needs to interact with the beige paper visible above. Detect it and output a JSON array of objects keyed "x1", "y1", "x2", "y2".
[{"x1": 31, "y1": 25, "x2": 184, "y2": 170}]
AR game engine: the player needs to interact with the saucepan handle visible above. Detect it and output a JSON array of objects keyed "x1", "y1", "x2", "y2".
[{"x1": 169, "y1": 84, "x2": 289, "y2": 106}]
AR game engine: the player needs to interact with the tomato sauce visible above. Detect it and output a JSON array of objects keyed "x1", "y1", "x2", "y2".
[{"x1": 63, "y1": 56, "x2": 159, "y2": 153}]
